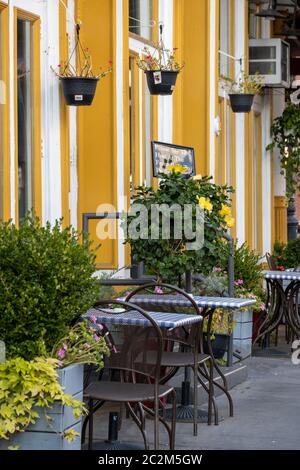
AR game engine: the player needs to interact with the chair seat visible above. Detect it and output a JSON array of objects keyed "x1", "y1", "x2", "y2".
[
  {"x1": 84, "y1": 381, "x2": 174, "y2": 402},
  {"x1": 137, "y1": 351, "x2": 210, "y2": 367}
]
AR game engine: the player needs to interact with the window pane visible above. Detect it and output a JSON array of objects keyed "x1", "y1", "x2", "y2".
[
  {"x1": 219, "y1": 0, "x2": 230, "y2": 77},
  {"x1": 17, "y1": 19, "x2": 33, "y2": 223},
  {"x1": 129, "y1": 0, "x2": 153, "y2": 40}
]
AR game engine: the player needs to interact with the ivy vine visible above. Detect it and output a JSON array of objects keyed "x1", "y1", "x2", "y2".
[{"x1": 267, "y1": 102, "x2": 300, "y2": 200}]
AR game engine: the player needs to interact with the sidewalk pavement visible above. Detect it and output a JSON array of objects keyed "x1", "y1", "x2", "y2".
[{"x1": 91, "y1": 356, "x2": 300, "y2": 450}]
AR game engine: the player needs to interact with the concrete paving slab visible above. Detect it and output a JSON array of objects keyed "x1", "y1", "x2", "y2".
[{"x1": 87, "y1": 356, "x2": 300, "y2": 450}]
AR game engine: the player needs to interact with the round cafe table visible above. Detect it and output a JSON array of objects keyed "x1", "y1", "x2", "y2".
[{"x1": 253, "y1": 270, "x2": 300, "y2": 348}]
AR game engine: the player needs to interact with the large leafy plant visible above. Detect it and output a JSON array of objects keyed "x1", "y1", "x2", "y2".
[
  {"x1": 124, "y1": 171, "x2": 234, "y2": 280},
  {"x1": 267, "y1": 102, "x2": 300, "y2": 199},
  {"x1": 0, "y1": 214, "x2": 100, "y2": 360}
]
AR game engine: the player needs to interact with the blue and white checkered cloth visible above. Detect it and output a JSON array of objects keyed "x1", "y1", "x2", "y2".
[
  {"x1": 123, "y1": 294, "x2": 256, "y2": 310},
  {"x1": 264, "y1": 270, "x2": 300, "y2": 281},
  {"x1": 85, "y1": 308, "x2": 203, "y2": 329}
]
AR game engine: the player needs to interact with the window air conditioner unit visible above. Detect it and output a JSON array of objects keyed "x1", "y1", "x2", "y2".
[{"x1": 249, "y1": 38, "x2": 290, "y2": 88}]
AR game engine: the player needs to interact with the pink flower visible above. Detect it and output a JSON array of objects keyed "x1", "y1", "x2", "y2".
[
  {"x1": 90, "y1": 314, "x2": 97, "y2": 324},
  {"x1": 57, "y1": 348, "x2": 66, "y2": 359},
  {"x1": 57, "y1": 361, "x2": 64, "y2": 367},
  {"x1": 213, "y1": 267, "x2": 222, "y2": 273},
  {"x1": 63, "y1": 343, "x2": 68, "y2": 351},
  {"x1": 154, "y1": 286, "x2": 164, "y2": 295},
  {"x1": 260, "y1": 303, "x2": 266, "y2": 311},
  {"x1": 234, "y1": 279, "x2": 244, "y2": 286},
  {"x1": 93, "y1": 334, "x2": 100, "y2": 342}
]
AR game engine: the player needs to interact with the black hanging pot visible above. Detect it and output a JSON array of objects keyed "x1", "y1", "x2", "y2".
[
  {"x1": 229, "y1": 94, "x2": 254, "y2": 113},
  {"x1": 145, "y1": 70, "x2": 179, "y2": 96},
  {"x1": 60, "y1": 76, "x2": 99, "y2": 106}
]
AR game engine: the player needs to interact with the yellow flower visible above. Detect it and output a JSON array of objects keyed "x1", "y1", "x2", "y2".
[
  {"x1": 219, "y1": 204, "x2": 231, "y2": 217},
  {"x1": 206, "y1": 200, "x2": 213, "y2": 212},
  {"x1": 193, "y1": 174, "x2": 202, "y2": 181},
  {"x1": 168, "y1": 163, "x2": 187, "y2": 174},
  {"x1": 197, "y1": 196, "x2": 213, "y2": 212},
  {"x1": 225, "y1": 216, "x2": 235, "y2": 228}
]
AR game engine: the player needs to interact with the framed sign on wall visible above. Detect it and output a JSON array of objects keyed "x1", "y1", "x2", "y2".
[{"x1": 151, "y1": 141, "x2": 196, "y2": 177}]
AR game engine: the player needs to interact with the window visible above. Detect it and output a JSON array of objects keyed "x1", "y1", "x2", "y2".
[
  {"x1": 252, "y1": 113, "x2": 262, "y2": 252},
  {"x1": 129, "y1": 0, "x2": 153, "y2": 40},
  {"x1": 129, "y1": 56, "x2": 139, "y2": 186},
  {"x1": 219, "y1": 0, "x2": 231, "y2": 77},
  {"x1": 17, "y1": 18, "x2": 33, "y2": 223}
]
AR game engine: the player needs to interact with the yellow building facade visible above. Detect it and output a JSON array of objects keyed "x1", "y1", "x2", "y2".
[{"x1": 0, "y1": 0, "x2": 288, "y2": 272}]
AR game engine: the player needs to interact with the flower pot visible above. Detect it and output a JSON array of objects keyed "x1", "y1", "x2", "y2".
[
  {"x1": 145, "y1": 70, "x2": 179, "y2": 96},
  {"x1": 229, "y1": 94, "x2": 254, "y2": 113},
  {"x1": 60, "y1": 77, "x2": 99, "y2": 106},
  {"x1": 0, "y1": 364, "x2": 84, "y2": 450},
  {"x1": 204, "y1": 333, "x2": 228, "y2": 360}
]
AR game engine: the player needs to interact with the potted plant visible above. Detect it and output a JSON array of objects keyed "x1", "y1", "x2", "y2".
[
  {"x1": 220, "y1": 73, "x2": 264, "y2": 113},
  {"x1": 136, "y1": 26, "x2": 184, "y2": 96},
  {"x1": 194, "y1": 241, "x2": 266, "y2": 359},
  {"x1": 0, "y1": 214, "x2": 109, "y2": 449},
  {"x1": 52, "y1": 24, "x2": 112, "y2": 106},
  {"x1": 124, "y1": 169, "x2": 234, "y2": 281}
]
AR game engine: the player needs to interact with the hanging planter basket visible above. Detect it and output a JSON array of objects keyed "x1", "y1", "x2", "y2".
[
  {"x1": 145, "y1": 70, "x2": 179, "y2": 96},
  {"x1": 229, "y1": 93, "x2": 254, "y2": 113},
  {"x1": 60, "y1": 76, "x2": 99, "y2": 106},
  {"x1": 53, "y1": 24, "x2": 111, "y2": 107}
]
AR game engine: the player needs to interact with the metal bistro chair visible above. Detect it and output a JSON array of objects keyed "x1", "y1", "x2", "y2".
[
  {"x1": 125, "y1": 283, "x2": 215, "y2": 435},
  {"x1": 82, "y1": 300, "x2": 177, "y2": 450}
]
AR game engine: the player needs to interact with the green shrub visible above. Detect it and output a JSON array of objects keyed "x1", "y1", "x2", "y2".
[
  {"x1": 273, "y1": 239, "x2": 300, "y2": 269},
  {"x1": 0, "y1": 214, "x2": 100, "y2": 359},
  {"x1": 230, "y1": 241, "x2": 264, "y2": 292}
]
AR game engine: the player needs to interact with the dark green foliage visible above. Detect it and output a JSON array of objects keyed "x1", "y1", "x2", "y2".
[
  {"x1": 267, "y1": 102, "x2": 300, "y2": 199},
  {"x1": 273, "y1": 239, "x2": 300, "y2": 270},
  {"x1": 0, "y1": 214, "x2": 100, "y2": 359},
  {"x1": 232, "y1": 242, "x2": 264, "y2": 292},
  {"x1": 124, "y1": 172, "x2": 234, "y2": 280}
]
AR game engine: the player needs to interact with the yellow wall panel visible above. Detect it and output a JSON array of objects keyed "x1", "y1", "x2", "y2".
[
  {"x1": 173, "y1": 0, "x2": 209, "y2": 176},
  {"x1": 0, "y1": 3, "x2": 10, "y2": 220},
  {"x1": 59, "y1": 0, "x2": 70, "y2": 227},
  {"x1": 77, "y1": 0, "x2": 117, "y2": 269},
  {"x1": 274, "y1": 196, "x2": 287, "y2": 244}
]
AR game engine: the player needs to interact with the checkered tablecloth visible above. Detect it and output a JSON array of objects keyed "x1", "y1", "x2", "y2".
[
  {"x1": 85, "y1": 308, "x2": 203, "y2": 329},
  {"x1": 264, "y1": 270, "x2": 300, "y2": 281},
  {"x1": 122, "y1": 294, "x2": 256, "y2": 310}
]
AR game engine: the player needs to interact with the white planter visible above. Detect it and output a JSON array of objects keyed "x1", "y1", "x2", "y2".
[
  {"x1": 233, "y1": 309, "x2": 253, "y2": 359},
  {"x1": 0, "y1": 364, "x2": 84, "y2": 450}
]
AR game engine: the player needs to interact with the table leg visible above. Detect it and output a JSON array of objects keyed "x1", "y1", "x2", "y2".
[
  {"x1": 203, "y1": 308, "x2": 234, "y2": 417},
  {"x1": 253, "y1": 279, "x2": 284, "y2": 348},
  {"x1": 82, "y1": 410, "x2": 145, "y2": 450},
  {"x1": 162, "y1": 365, "x2": 216, "y2": 423}
]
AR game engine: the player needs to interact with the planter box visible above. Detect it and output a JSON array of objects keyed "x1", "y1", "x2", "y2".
[
  {"x1": 0, "y1": 364, "x2": 83, "y2": 450},
  {"x1": 233, "y1": 309, "x2": 253, "y2": 359}
]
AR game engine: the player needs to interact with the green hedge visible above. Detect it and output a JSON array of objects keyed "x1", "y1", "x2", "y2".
[{"x1": 0, "y1": 214, "x2": 100, "y2": 359}]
